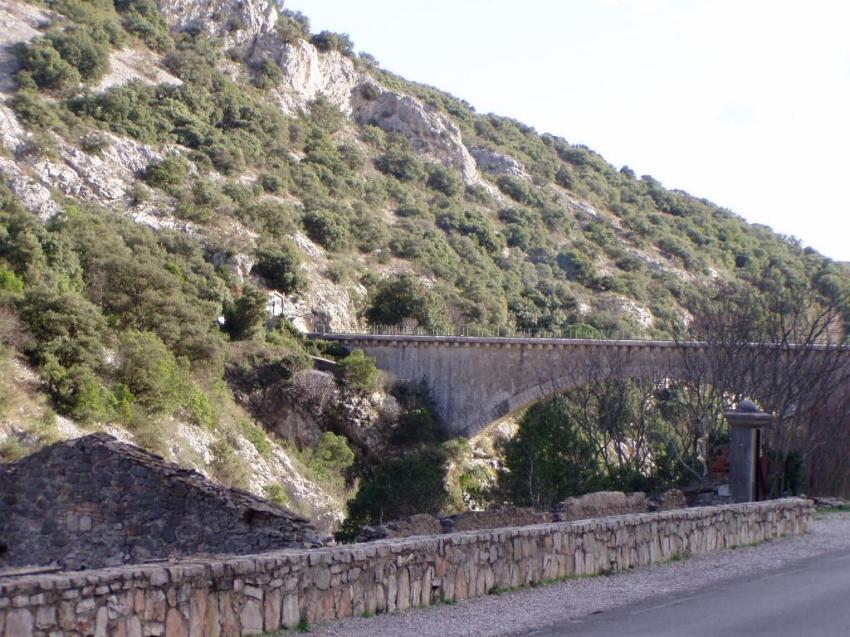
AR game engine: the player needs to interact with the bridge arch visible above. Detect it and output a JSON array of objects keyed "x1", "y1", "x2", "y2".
[{"x1": 315, "y1": 334, "x2": 707, "y2": 437}]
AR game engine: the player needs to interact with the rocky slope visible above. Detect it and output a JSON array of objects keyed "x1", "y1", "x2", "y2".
[{"x1": 0, "y1": 0, "x2": 846, "y2": 531}]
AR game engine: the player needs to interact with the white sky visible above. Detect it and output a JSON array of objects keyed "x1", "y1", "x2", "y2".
[{"x1": 282, "y1": 0, "x2": 850, "y2": 261}]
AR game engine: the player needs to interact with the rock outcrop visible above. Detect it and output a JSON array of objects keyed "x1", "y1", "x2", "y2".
[
  {"x1": 156, "y1": 0, "x2": 278, "y2": 47},
  {"x1": 351, "y1": 84, "x2": 481, "y2": 185},
  {"x1": 470, "y1": 146, "x2": 529, "y2": 179},
  {"x1": 253, "y1": 37, "x2": 360, "y2": 115},
  {"x1": 0, "y1": 434, "x2": 321, "y2": 570}
]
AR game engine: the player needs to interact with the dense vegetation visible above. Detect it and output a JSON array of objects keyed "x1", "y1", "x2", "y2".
[{"x1": 3, "y1": 0, "x2": 849, "y2": 530}]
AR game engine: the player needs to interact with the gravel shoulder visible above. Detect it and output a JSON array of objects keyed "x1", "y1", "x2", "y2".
[{"x1": 311, "y1": 512, "x2": 850, "y2": 637}]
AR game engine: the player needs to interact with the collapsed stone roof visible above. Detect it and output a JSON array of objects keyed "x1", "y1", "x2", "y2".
[{"x1": 0, "y1": 433, "x2": 320, "y2": 570}]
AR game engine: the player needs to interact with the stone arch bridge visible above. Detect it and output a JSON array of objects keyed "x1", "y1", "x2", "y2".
[{"x1": 313, "y1": 334, "x2": 850, "y2": 437}]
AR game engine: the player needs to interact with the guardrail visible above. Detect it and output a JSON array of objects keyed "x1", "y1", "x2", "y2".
[{"x1": 311, "y1": 324, "x2": 657, "y2": 341}]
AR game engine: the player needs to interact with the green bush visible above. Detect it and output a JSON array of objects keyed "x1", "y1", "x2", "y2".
[
  {"x1": 250, "y1": 57, "x2": 283, "y2": 89},
  {"x1": 48, "y1": 25, "x2": 111, "y2": 82},
  {"x1": 426, "y1": 164, "x2": 463, "y2": 197},
  {"x1": 337, "y1": 446, "x2": 449, "y2": 541},
  {"x1": 276, "y1": 10, "x2": 310, "y2": 44},
  {"x1": 253, "y1": 242, "x2": 305, "y2": 294},
  {"x1": 497, "y1": 397, "x2": 605, "y2": 508},
  {"x1": 210, "y1": 437, "x2": 248, "y2": 489},
  {"x1": 115, "y1": 0, "x2": 174, "y2": 51},
  {"x1": 14, "y1": 39, "x2": 80, "y2": 90},
  {"x1": 303, "y1": 208, "x2": 350, "y2": 251},
  {"x1": 263, "y1": 483, "x2": 290, "y2": 506},
  {"x1": 224, "y1": 285, "x2": 269, "y2": 341},
  {"x1": 375, "y1": 149, "x2": 424, "y2": 182},
  {"x1": 309, "y1": 432, "x2": 355, "y2": 478},
  {"x1": 496, "y1": 175, "x2": 541, "y2": 207},
  {"x1": 366, "y1": 274, "x2": 449, "y2": 330},
  {"x1": 116, "y1": 330, "x2": 187, "y2": 413},
  {"x1": 310, "y1": 31, "x2": 354, "y2": 56},
  {"x1": 144, "y1": 156, "x2": 190, "y2": 189},
  {"x1": 337, "y1": 349, "x2": 380, "y2": 392}
]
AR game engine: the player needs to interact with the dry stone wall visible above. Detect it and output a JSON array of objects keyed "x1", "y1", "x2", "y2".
[
  {"x1": 0, "y1": 499, "x2": 811, "y2": 636},
  {"x1": 0, "y1": 435, "x2": 319, "y2": 571}
]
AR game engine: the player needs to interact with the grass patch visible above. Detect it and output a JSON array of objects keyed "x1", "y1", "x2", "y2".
[{"x1": 815, "y1": 504, "x2": 850, "y2": 518}]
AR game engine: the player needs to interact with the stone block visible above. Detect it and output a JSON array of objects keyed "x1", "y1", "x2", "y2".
[{"x1": 5, "y1": 609, "x2": 34, "y2": 637}]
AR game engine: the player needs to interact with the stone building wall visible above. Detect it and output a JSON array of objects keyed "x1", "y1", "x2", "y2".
[
  {"x1": 0, "y1": 499, "x2": 811, "y2": 636},
  {"x1": 0, "y1": 435, "x2": 319, "y2": 570}
]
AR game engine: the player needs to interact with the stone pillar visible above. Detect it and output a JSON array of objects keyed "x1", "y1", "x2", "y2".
[{"x1": 724, "y1": 400, "x2": 773, "y2": 503}]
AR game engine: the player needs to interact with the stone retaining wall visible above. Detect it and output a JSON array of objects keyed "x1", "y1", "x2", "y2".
[{"x1": 0, "y1": 499, "x2": 811, "y2": 637}]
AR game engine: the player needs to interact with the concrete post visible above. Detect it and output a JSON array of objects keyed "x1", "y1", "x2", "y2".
[{"x1": 724, "y1": 400, "x2": 773, "y2": 503}]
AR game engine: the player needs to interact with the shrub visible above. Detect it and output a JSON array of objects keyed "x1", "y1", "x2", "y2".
[
  {"x1": 116, "y1": 330, "x2": 186, "y2": 413},
  {"x1": 210, "y1": 437, "x2": 249, "y2": 489},
  {"x1": 14, "y1": 39, "x2": 80, "y2": 90},
  {"x1": 144, "y1": 156, "x2": 190, "y2": 189},
  {"x1": 337, "y1": 446, "x2": 449, "y2": 541},
  {"x1": 303, "y1": 208, "x2": 350, "y2": 251},
  {"x1": 392, "y1": 408, "x2": 439, "y2": 447},
  {"x1": 276, "y1": 9, "x2": 310, "y2": 44},
  {"x1": 224, "y1": 285, "x2": 269, "y2": 341},
  {"x1": 47, "y1": 26, "x2": 111, "y2": 82},
  {"x1": 337, "y1": 349, "x2": 380, "y2": 392},
  {"x1": 0, "y1": 267, "x2": 24, "y2": 298},
  {"x1": 350, "y1": 214, "x2": 390, "y2": 253},
  {"x1": 310, "y1": 31, "x2": 354, "y2": 56},
  {"x1": 557, "y1": 249, "x2": 596, "y2": 284},
  {"x1": 497, "y1": 396, "x2": 605, "y2": 508},
  {"x1": 496, "y1": 175, "x2": 541, "y2": 207},
  {"x1": 8, "y1": 90, "x2": 66, "y2": 130},
  {"x1": 115, "y1": 0, "x2": 174, "y2": 51},
  {"x1": 375, "y1": 149, "x2": 424, "y2": 182},
  {"x1": 251, "y1": 56, "x2": 283, "y2": 89},
  {"x1": 366, "y1": 274, "x2": 449, "y2": 330},
  {"x1": 308, "y1": 96, "x2": 346, "y2": 134},
  {"x1": 310, "y1": 432, "x2": 355, "y2": 477},
  {"x1": 252, "y1": 242, "x2": 306, "y2": 294},
  {"x1": 263, "y1": 483, "x2": 290, "y2": 506},
  {"x1": 436, "y1": 208, "x2": 503, "y2": 254},
  {"x1": 426, "y1": 164, "x2": 463, "y2": 197}
]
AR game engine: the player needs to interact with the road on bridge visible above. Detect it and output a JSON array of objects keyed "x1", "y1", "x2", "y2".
[{"x1": 520, "y1": 548, "x2": 850, "y2": 637}]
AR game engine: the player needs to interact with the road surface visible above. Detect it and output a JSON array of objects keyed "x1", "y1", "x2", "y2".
[{"x1": 522, "y1": 548, "x2": 850, "y2": 637}]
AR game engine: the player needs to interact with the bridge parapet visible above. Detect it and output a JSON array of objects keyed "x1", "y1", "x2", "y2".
[{"x1": 310, "y1": 333, "x2": 847, "y2": 437}]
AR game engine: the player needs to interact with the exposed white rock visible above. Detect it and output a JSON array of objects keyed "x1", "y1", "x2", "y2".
[
  {"x1": 0, "y1": 1, "x2": 50, "y2": 95},
  {"x1": 95, "y1": 48, "x2": 182, "y2": 92},
  {"x1": 0, "y1": 104, "x2": 27, "y2": 153},
  {"x1": 253, "y1": 37, "x2": 360, "y2": 115},
  {"x1": 351, "y1": 84, "x2": 481, "y2": 185},
  {"x1": 279, "y1": 277, "x2": 365, "y2": 333},
  {"x1": 470, "y1": 146, "x2": 529, "y2": 179},
  {"x1": 157, "y1": 0, "x2": 278, "y2": 48},
  {"x1": 0, "y1": 158, "x2": 60, "y2": 218},
  {"x1": 599, "y1": 296, "x2": 655, "y2": 330},
  {"x1": 211, "y1": 252, "x2": 256, "y2": 285}
]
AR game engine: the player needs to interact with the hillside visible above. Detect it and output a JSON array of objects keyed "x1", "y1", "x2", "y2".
[{"x1": 0, "y1": 0, "x2": 847, "y2": 528}]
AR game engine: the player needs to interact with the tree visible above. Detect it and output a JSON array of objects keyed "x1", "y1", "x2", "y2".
[
  {"x1": 426, "y1": 164, "x2": 463, "y2": 197},
  {"x1": 337, "y1": 349, "x2": 380, "y2": 392},
  {"x1": 497, "y1": 396, "x2": 604, "y2": 508},
  {"x1": 337, "y1": 446, "x2": 449, "y2": 541},
  {"x1": 366, "y1": 274, "x2": 449, "y2": 330},
  {"x1": 253, "y1": 242, "x2": 305, "y2": 294},
  {"x1": 224, "y1": 286, "x2": 268, "y2": 340},
  {"x1": 674, "y1": 269, "x2": 850, "y2": 496}
]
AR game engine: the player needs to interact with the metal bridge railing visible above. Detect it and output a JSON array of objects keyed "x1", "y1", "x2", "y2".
[{"x1": 312, "y1": 324, "x2": 662, "y2": 341}]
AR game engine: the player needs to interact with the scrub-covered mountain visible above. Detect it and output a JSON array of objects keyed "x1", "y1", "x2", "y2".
[{"x1": 0, "y1": 0, "x2": 847, "y2": 527}]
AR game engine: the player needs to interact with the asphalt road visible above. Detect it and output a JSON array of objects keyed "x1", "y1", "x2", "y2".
[{"x1": 521, "y1": 548, "x2": 850, "y2": 637}]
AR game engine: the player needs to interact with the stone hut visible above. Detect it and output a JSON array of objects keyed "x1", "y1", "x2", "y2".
[{"x1": 0, "y1": 434, "x2": 320, "y2": 571}]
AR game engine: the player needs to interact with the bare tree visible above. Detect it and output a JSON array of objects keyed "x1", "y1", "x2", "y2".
[{"x1": 675, "y1": 272, "x2": 850, "y2": 496}]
